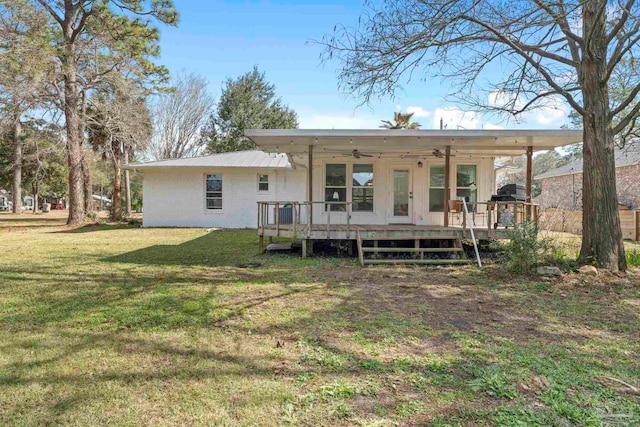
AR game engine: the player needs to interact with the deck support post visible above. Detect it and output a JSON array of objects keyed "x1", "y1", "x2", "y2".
[
  {"x1": 444, "y1": 146, "x2": 451, "y2": 227},
  {"x1": 525, "y1": 146, "x2": 533, "y2": 221},
  {"x1": 308, "y1": 145, "x2": 313, "y2": 225},
  {"x1": 302, "y1": 239, "x2": 313, "y2": 258},
  {"x1": 259, "y1": 235, "x2": 264, "y2": 254}
]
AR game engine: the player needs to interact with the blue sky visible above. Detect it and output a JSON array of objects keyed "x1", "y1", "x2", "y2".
[{"x1": 157, "y1": 0, "x2": 570, "y2": 130}]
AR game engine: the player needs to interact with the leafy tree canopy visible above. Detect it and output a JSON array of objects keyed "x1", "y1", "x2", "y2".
[{"x1": 202, "y1": 66, "x2": 298, "y2": 153}]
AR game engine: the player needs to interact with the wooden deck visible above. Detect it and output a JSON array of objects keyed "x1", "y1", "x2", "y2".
[{"x1": 260, "y1": 223, "x2": 508, "y2": 241}]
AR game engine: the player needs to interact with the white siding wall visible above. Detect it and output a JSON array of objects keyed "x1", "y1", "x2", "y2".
[
  {"x1": 140, "y1": 156, "x2": 496, "y2": 228},
  {"x1": 142, "y1": 167, "x2": 306, "y2": 228},
  {"x1": 308, "y1": 156, "x2": 496, "y2": 226}
]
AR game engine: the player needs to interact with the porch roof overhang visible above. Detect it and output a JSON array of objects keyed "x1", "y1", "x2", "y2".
[{"x1": 246, "y1": 129, "x2": 583, "y2": 156}]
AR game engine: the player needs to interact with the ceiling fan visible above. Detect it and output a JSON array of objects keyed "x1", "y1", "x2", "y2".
[
  {"x1": 430, "y1": 149, "x2": 456, "y2": 158},
  {"x1": 349, "y1": 149, "x2": 375, "y2": 159}
]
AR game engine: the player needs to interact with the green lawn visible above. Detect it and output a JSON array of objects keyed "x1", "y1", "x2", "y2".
[{"x1": 0, "y1": 213, "x2": 639, "y2": 426}]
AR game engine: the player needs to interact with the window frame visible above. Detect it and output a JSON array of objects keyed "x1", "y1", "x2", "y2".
[
  {"x1": 204, "y1": 173, "x2": 223, "y2": 212},
  {"x1": 351, "y1": 163, "x2": 374, "y2": 212},
  {"x1": 324, "y1": 163, "x2": 347, "y2": 211},
  {"x1": 323, "y1": 162, "x2": 375, "y2": 213},
  {"x1": 455, "y1": 164, "x2": 478, "y2": 205},
  {"x1": 257, "y1": 173, "x2": 270, "y2": 193},
  {"x1": 428, "y1": 163, "x2": 446, "y2": 212}
]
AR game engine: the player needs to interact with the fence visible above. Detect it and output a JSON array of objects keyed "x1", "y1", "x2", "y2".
[{"x1": 539, "y1": 208, "x2": 640, "y2": 241}]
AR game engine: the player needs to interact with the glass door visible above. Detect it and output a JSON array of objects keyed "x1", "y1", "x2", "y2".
[{"x1": 389, "y1": 165, "x2": 413, "y2": 223}]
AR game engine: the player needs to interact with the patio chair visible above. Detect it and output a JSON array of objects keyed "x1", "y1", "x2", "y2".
[{"x1": 448, "y1": 200, "x2": 463, "y2": 226}]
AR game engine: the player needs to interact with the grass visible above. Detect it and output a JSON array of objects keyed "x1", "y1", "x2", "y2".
[
  {"x1": 0, "y1": 212, "x2": 639, "y2": 426},
  {"x1": 542, "y1": 230, "x2": 640, "y2": 268}
]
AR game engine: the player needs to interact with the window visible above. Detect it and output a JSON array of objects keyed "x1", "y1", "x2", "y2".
[
  {"x1": 325, "y1": 164, "x2": 346, "y2": 211},
  {"x1": 205, "y1": 174, "x2": 222, "y2": 210},
  {"x1": 258, "y1": 174, "x2": 269, "y2": 192},
  {"x1": 352, "y1": 164, "x2": 374, "y2": 212},
  {"x1": 429, "y1": 165, "x2": 445, "y2": 212},
  {"x1": 456, "y1": 165, "x2": 477, "y2": 206}
]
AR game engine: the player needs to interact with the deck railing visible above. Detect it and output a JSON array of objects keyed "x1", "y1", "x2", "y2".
[
  {"x1": 454, "y1": 201, "x2": 539, "y2": 232},
  {"x1": 257, "y1": 200, "x2": 539, "y2": 239},
  {"x1": 257, "y1": 201, "x2": 352, "y2": 238}
]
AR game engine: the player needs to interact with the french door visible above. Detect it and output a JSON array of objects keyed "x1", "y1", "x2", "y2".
[{"x1": 389, "y1": 165, "x2": 413, "y2": 224}]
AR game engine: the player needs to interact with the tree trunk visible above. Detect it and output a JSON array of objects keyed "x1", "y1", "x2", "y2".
[
  {"x1": 124, "y1": 149, "x2": 132, "y2": 217},
  {"x1": 11, "y1": 113, "x2": 22, "y2": 214},
  {"x1": 81, "y1": 154, "x2": 92, "y2": 213},
  {"x1": 32, "y1": 183, "x2": 39, "y2": 214},
  {"x1": 62, "y1": 36, "x2": 84, "y2": 225},
  {"x1": 79, "y1": 86, "x2": 91, "y2": 214},
  {"x1": 111, "y1": 155, "x2": 122, "y2": 221},
  {"x1": 578, "y1": 0, "x2": 626, "y2": 271}
]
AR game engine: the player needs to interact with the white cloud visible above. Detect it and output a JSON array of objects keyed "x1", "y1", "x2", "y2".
[
  {"x1": 298, "y1": 114, "x2": 380, "y2": 129},
  {"x1": 487, "y1": 89, "x2": 527, "y2": 111},
  {"x1": 432, "y1": 107, "x2": 503, "y2": 130},
  {"x1": 483, "y1": 123, "x2": 505, "y2": 130},
  {"x1": 488, "y1": 90, "x2": 569, "y2": 127},
  {"x1": 529, "y1": 96, "x2": 568, "y2": 126},
  {"x1": 406, "y1": 106, "x2": 432, "y2": 118},
  {"x1": 433, "y1": 107, "x2": 482, "y2": 129}
]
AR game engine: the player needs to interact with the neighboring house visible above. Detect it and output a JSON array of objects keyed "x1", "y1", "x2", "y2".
[
  {"x1": 0, "y1": 189, "x2": 11, "y2": 211},
  {"x1": 128, "y1": 130, "x2": 583, "y2": 232},
  {"x1": 535, "y1": 145, "x2": 640, "y2": 211},
  {"x1": 126, "y1": 150, "x2": 306, "y2": 227}
]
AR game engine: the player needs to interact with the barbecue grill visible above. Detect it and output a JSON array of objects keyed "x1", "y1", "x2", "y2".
[
  {"x1": 491, "y1": 184, "x2": 526, "y2": 202},
  {"x1": 490, "y1": 184, "x2": 528, "y2": 228}
]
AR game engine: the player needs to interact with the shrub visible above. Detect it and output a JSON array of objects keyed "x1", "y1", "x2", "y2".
[
  {"x1": 85, "y1": 210, "x2": 98, "y2": 222},
  {"x1": 500, "y1": 221, "x2": 546, "y2": 274}
]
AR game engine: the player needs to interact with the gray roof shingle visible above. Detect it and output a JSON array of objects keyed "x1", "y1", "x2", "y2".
[
  {"x1": 126, "y1": 150, "x2": 291, "y2": 170},
  {"x1": 535, "y1": 145, "x2": 640, "y2": 179}
]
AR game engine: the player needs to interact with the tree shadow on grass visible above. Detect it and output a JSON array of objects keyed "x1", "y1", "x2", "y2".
[
  {"x1": 0, "y1": 216, "x2": 66, "y2": 224},
  {"x1": 0, "y1": 263, "x2": 320, "y2": 333},
  {"x1": 103, "y1": 230, "x2": 266, "y2": 267},
  {"x1": 2, "y1": 274, "x2": 635, "y2": 425},
  {"x1": 54, "y1": 223, "x2": 141, "y2": 234}
]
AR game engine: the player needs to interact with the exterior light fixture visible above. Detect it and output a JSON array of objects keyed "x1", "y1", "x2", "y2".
[{"x1": 417, "y1": 161, "x2": 423, "y2": 168}]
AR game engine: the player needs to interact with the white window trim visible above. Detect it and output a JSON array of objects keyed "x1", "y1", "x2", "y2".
[
  {"x1": 454, "y1": 163, "x2": 480, "y2": 202},
  {"x1": 427, "y1": 162, "x2": 445, "y2": 213},
  {"x1": 204, "y1": 173, "x2": 224, "y2": 214},
  {"x1": 425, "y1": 161, "x2": 481, "y2": 212},
  {"x1": 352, "y1": 163, "x2": 375, "y2": 213},
  {"x1": 322, "y1": 161, "x2": 376, "y2": 214},
  {"x1": 324, "y1": 162, "x2": 348, "y2": 212},
  {"x1": 257, "y1": 173, "x2": 271, "y2": 194}
]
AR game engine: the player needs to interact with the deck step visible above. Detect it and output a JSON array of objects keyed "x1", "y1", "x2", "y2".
[
  {"x1": 266, "y1": 243, "x2": 293, "y2": 252},
  {"x1": 361, "y1": 247, "x2": 463, "y2": 253},
  {"x1": 358, "y1": 235, "x2": 462, "y2": 240},
  {"x1": 363, "y1": 259, "x2": 470, "y2": 265}
]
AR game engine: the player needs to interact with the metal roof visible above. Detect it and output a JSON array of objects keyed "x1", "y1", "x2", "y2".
[
  {"x1": 535, "y1": 145, "x2": 640, "y2": 179},
  {"x1": 245, "y1": 129, "x2": 584, "y2": 156},
  {"x1": 125, "y1": 150, "x2": 291, "y2": 170}
]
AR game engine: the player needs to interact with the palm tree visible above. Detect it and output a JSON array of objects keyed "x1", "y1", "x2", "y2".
[{"x1": 380, "y1": 112, "x2": 421, "y2": 129}]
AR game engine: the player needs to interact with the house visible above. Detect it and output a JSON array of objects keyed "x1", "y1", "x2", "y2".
[
  {"x1": 128, "y1": 129, "x2": 582, "y2": 263},
  {"x1": 535, "y1": 145, "x2": 640, "y2": 211},
  {"x1": 127, "y1": 150, "x2": 306, "y2": 227},
  {"x1": 0, "y1": 190, "x2": 11, "y2": 211}
]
